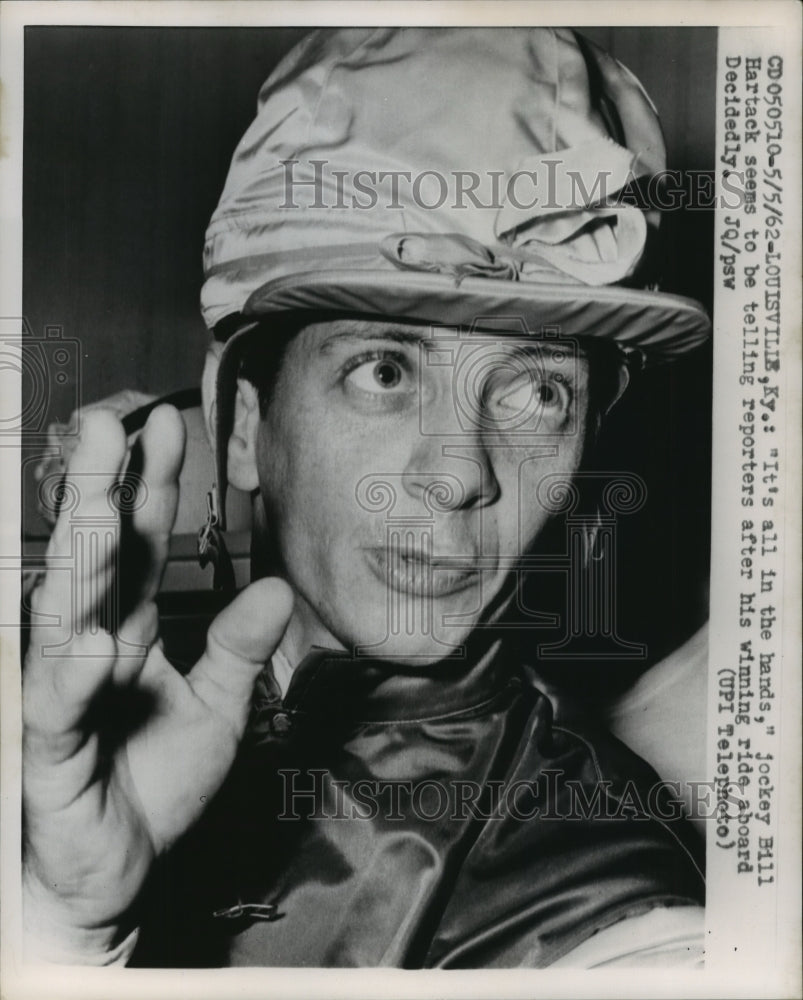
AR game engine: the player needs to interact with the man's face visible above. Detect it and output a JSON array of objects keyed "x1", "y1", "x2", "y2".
[{"x1": 253, "y1": 317, "x2": 589, "y2": 663}]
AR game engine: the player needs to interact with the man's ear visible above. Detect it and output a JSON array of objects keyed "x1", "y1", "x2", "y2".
[
  {"x1": 604, "y1": 363, "x2": 631, "y2": 414},
  {"x1": 201, "y1": 339, "x2": 224, "y2": 449},
  {"x1": 201, "y1": 341, "x2": 261, "y2": 492},
  {"x1": 227, "y1": 379, "x2": 261, "y2": 492}
]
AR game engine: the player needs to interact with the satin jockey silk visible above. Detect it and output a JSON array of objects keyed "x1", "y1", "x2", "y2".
[{"x1": 130, "y1": 636, "x2": 704, "y2": 968}]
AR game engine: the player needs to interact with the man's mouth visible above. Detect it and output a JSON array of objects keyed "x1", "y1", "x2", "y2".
[{"x1": 364, "y1": 542, "x2": 482, "y2": 598}]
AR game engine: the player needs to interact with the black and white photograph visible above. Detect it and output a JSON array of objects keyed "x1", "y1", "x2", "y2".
[{"x1": 1, "y1": 3, "x2": 800, "y2": 997}]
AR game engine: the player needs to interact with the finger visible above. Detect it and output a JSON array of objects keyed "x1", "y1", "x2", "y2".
[
  {"x1": 186, "y1": 578, "x2": 293, "y2": 737},
  {"x1": 23, "y1": 628, "x2": 118, "y2": 749},
  {"x1": 128, "y1": 404, "x2": 186, "y2": 604},
  {"x1": 113, "y1": 599, "x2": 160, "y2": 686},
  {"x1": 31, "y1": 410, "x2": 128, "y2": 647},
  {"x1": 25, "y1": 412, "x2": 129, "y2": 750}
]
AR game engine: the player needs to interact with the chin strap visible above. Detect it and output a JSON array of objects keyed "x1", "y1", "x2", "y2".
[{"x1": 197, "y1": 485, "x2": 236, "y2": 592}]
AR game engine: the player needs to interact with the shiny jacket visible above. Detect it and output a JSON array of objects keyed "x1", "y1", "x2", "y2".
[{"x1": 132, "y1": 637, "x2": 704, "y2": 968}]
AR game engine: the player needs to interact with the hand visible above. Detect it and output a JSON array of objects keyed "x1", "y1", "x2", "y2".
[{"x1": 22, "y1": 406, "x2": 292, "y2": 958}]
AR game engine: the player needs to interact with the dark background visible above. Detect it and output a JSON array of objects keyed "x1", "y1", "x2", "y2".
[{"x1": 22, "y1": 26, "x2": 716, "y2": 688}]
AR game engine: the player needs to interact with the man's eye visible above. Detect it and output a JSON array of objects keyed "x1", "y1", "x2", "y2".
[
  {"x1": 345, "y1": 357, "x2": 408, "y2": 394},
  {"x1": 537, "y1": 379, "x2": 561, "y2": 407},
  {"x1": 493, "y1": 376, "x2": 535, "y2": 413},
  {"x1": 491, "y1": 375, "x2": 565, "y2": 412}
]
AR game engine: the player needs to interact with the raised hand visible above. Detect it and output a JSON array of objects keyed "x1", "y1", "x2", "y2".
[{"x1": 22, "y1": 405, "x2": 292, "y2": 960}]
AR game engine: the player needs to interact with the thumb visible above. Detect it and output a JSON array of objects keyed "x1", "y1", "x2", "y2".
[{"x1": 187, "y1": 577, "x2": 294, "y2": 735}]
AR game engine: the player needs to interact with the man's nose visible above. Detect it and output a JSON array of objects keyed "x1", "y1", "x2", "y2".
[{"x1": 401, "y1": 396, "x2": 500, "y2": 511}]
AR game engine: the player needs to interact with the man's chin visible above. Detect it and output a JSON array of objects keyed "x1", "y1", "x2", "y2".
[
  {"x1": 343, "y1": 625, "x2": 478, "y2": 666},
  {"x1": 332, "y1": 580, "x2": 511, "y2": 665}
]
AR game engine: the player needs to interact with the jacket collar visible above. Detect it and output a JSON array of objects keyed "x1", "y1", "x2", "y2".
[{"x1": 254, "y1": 632, "x2": 518, "y2": 726}]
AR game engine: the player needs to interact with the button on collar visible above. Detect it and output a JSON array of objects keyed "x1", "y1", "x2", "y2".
[{"x1": 270, "y1": 711, "x2": 293, "y2": 734}]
